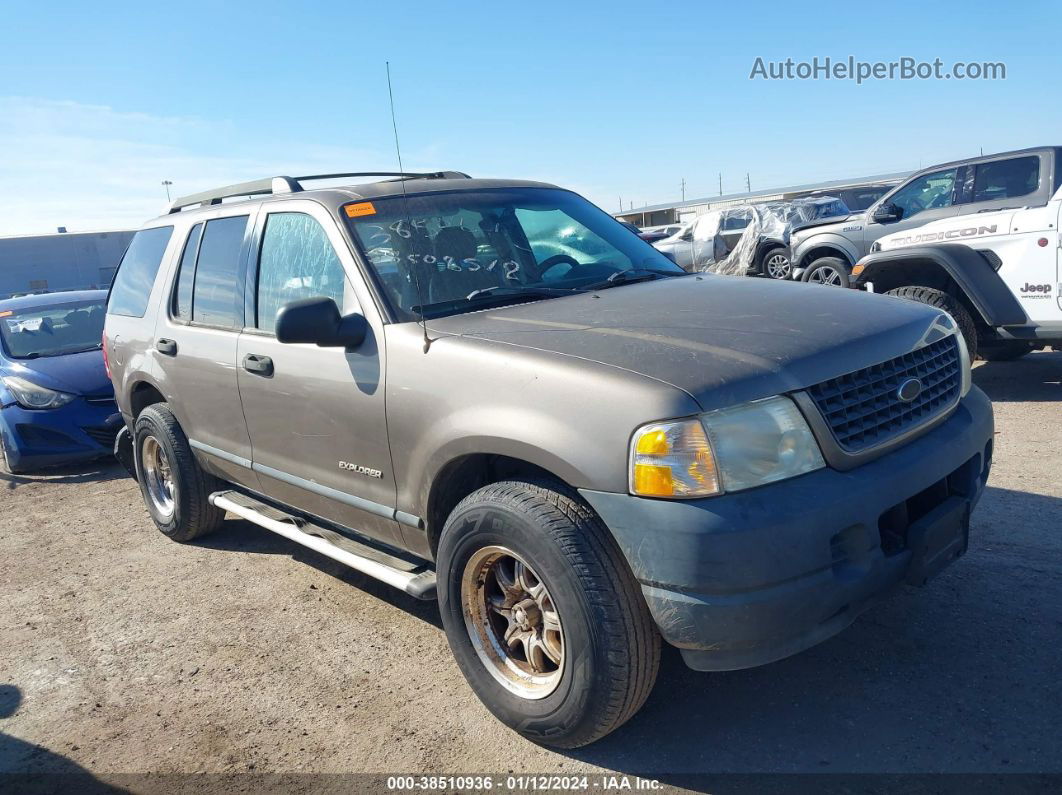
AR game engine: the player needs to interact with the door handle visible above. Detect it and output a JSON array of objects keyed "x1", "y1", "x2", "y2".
[
  {"x1": 243, "y1": 354, "x2": 274, "y2": 377},
  {"x1": 156, "y1": 338, "x2": 177, "y2": 356}
]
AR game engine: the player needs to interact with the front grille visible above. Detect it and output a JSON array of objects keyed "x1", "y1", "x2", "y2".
[
  {"x1": 82, "y1": 425, "x2": 119, "y2": 448},
  {"x1": 808, "y1": 336, "x2": 961, "y2": 453}
]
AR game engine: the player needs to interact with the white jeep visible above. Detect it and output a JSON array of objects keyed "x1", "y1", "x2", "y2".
[{"x1": 850, "y1": 185, "x2": 1062, "y2": 360}]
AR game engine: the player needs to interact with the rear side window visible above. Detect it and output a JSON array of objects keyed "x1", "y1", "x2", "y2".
[
  {"x1": 107, "y1": 226, "x2": 173, "y2": 317},
  {"x1": 971, "y1": 156, "x2": 1039, "y2": 203},
  {"x1": 191, "y1": 216, "x2": 248, "y2": 328},
  {"x1": 172, "y1": 223, "x2": 203, "y2": 320}
]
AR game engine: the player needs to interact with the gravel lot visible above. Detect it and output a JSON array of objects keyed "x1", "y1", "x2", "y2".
[{"x1": 1, "y1": 353, "x2": 1060, "y2": 788}]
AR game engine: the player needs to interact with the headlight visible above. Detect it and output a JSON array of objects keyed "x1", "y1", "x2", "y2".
[
  {"x1": 0, "y1": 375, "x2": 76, "y2": 410},
  {"x1": 629, "y1": 396, "x2": 824, "y2": 499},
  {"x1": 701, "y1": 396, "x2": 825, "y2": 491}
]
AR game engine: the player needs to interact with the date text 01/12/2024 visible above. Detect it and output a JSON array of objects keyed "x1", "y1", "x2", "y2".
[{"x1": 386, "y1": 775, "x2": 663, "y2": 791}]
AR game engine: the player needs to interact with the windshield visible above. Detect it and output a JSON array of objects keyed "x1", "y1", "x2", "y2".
[
  {"x1": 0, "y1": 299, "x2": 106, "y2": 359},
  {"x1": 345, "y1": 187, "x2": 685, "y2": 320}
]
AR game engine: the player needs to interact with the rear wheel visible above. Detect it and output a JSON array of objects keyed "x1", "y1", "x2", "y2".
[
  {"x1": 761, "y1": 248, "x2": 792, "y2": 279},
  {"x1": 979, "y1": 341, "x2": 1033, "y2": 361},
  {"x1": 438, "y1": 480, "x2": 660, "y2": 748},
  {"x1": 134, "y1": 404, "x2": 224, "y2": 542},
  {"x1": 884, "y1": 285, "x2": 979, "y2": 360},
  {"x1": 801, "y1": 256, "x2": 850, "y2": 287}
]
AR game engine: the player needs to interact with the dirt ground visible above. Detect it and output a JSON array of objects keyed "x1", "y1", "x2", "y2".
[{"x1": 1, "y1": 353, "x2": 1060, "y2": 789}]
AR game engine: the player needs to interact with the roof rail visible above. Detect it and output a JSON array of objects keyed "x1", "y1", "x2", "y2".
[{"x1": 167, "y1": 171, "x2": 472, "y2": 213}]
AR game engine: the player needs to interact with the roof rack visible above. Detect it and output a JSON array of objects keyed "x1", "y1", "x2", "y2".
[{"x1": 167, "y1": 171, "x2": 472, "y2": 213}]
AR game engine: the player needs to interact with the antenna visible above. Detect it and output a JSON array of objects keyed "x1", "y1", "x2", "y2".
[{"x1": 386, "y1": 61, "x2": 432, "y2": 353}]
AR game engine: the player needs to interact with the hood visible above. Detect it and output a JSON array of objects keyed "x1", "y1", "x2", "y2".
[
  {"x1": 790, "y1": 212, "x2": 863, "y2": 238},
  {"x1": 430, "y1": 276, "x2": 948, "y2": 411},
  {"x1": 876, "y1": 209, "x2": 1016, "y2": 252},
  {"x1": 2, "y1": 349, "x2": 111, "y2": 397}
]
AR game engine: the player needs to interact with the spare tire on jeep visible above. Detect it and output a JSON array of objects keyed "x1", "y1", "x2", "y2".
[{"x1": 884, "y1": 286, "x2": 978, "y2": 360}]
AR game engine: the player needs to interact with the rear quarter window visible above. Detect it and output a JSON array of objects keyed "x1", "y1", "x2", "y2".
[{"x1": 107, "y1": 226, "x2": 174, "y2": 317}]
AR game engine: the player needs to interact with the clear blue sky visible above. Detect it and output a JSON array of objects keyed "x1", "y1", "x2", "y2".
[{"x1": 1, "y1": 0, "x2": 1059, "y2": 233}]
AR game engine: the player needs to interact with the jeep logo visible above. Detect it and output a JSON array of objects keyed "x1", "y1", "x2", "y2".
[
  {"x1": 339, "y1": 461, "x2": 383, "y2": 478},
  {"x1": 892, "y1": 224, "x2": 997, "y2": 246},
  {"x1": 1020, "y1": 283, "x2": 1052, "y2": 293}
]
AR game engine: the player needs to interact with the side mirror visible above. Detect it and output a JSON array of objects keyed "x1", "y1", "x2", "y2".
[
  {"x1": 872, "y1": 202, "x2": 902, "y2": 223},
  {"x1": 275, "y1": 297, "x2": 367, "y2": 348}
]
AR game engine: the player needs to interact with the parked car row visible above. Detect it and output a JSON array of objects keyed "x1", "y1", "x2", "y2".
[{"x1": 653, "y1": 195, "x2": 853, "y2": 278}]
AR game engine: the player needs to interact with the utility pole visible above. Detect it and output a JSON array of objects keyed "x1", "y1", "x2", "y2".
[
  {"x1": 680, "y1": 178, "x2": 686, "y2": 202},
  {"x1": 745, "y1": 173, "x2": 751, "y2": 193},
  {"x1": 619, "y1": 196, "x2": 623, "y2": 213},
  {"x1": 162, "y1": 180, "x2": 173, "y2": 202},
  {"x1": 718, "y1": 173, "x2": 722, "y2": 196}
]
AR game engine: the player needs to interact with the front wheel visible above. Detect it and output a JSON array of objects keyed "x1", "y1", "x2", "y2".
[
  {"x1": 438, "y1": 480, "x2": 660, "y2": 748},
  {"x1": 800, "y1": 256, "x2": 850, "y2": 287}
]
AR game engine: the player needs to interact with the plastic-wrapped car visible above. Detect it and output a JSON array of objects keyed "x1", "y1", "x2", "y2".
[{"x1": 655, "y1": 197, "x2": 850, "y2": 278}]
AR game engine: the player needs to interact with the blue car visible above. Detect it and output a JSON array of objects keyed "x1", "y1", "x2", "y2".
[{"x1": 0, "y1": 290, "x2": 122, "y2": 474}]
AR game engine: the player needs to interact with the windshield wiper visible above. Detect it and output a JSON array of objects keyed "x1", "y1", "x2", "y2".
[
  {"x1": 582, "y1": 268, "x2": 684, "y2": 291},
  {"x1": 465, "y1": 285, "x2": 576, "y2": 301}
]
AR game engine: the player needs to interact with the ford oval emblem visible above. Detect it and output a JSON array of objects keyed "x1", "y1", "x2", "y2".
[{"x1": 897, "y1": 378, "x2": 923, "y2": 402}]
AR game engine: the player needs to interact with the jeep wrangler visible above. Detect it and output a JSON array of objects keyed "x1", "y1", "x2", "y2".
[
  {"x1": 850, "y1": 180, "x2": 1062, "y2": 360},
  {"x1": 105, "y1": 171, "x2": 994, "y2": 747}
]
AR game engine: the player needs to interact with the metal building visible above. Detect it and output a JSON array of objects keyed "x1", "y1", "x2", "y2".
[
  {"x1": 615, "y1": 171, "x2": 911, "y2": 227},
  {"x1": 0, "y1": 229, "x2": 134, "y2": 299}
]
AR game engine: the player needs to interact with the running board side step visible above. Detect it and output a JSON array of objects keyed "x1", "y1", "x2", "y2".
[{"x1": 208, "y1": 491, "x2": 437, "y2": 600}]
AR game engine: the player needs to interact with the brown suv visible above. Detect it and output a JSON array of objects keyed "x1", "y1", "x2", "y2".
[{"x1": 105, "y1": 171, "x2": 994, "y2": 747}]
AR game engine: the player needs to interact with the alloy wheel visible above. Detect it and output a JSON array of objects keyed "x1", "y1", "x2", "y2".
[
  {"x1": 808, "y1": 265, "x2": 843, "y2": 286},
  {"x1": 141, "y1": 436, "x2": 176, "y2": 519},
  {"x1": 461, "y1": 545, "x2": 564, "y2": 699},
  {"x1": 765, "y1": 252, "x2": 791, "y2": 279}
]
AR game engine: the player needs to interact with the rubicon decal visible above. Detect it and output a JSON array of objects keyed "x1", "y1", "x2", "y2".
[{"x1": 890, "y1": 224, "x2": 998, "y2": 246}]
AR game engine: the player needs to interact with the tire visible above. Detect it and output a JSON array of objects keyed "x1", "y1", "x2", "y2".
[
  {"x1": 0, "y1": 431, "x2": 28, "y2": 475},
  {"x1": 800, "y1": 256, "x2": 850, "y2": 288},
  {"x1": 979, "y1": 341, "x2": 1032, "y2": 361},
  {"x1": 437, "y1": 479, "x2": 660, "y2": 749},
  {"x1": 884, "y1": 285, "x2": 979, "y2": 360},
  {"x1": 761, "y1": 247, "x2": 792, "y2": 279},
  {"x1": 133, "y1": 404, "x2": 224, "y2": 542}
]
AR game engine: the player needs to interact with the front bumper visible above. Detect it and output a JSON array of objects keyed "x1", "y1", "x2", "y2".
[
  {"x1": 0, "y1": 397, "x2": 122, "y2": 472},
  {"x1": 580, "y1": 386, "x2": 994, "y2": 672}
]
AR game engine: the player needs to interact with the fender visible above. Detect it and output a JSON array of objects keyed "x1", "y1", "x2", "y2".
[
  {"x1": 853, "y1": 244, "x2": 1028, "y2": 327},
  {"x1": 792, "y1": 232, "x2": 861, "y2": 269}
]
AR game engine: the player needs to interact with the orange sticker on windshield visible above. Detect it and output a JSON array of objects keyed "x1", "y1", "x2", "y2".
[{"x1": 344, "y1": 202, "x2": 377, "y2": 218}]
